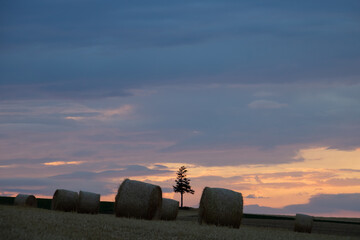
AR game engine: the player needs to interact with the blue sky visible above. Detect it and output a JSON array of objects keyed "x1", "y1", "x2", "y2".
[{"x1": 1, "y1": 0, "x2": 360, "y2": 216}]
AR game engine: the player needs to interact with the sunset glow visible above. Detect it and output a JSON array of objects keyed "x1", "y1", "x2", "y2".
[{"x1": 43, "y1": 161, "x2": 84, "y2": 166}]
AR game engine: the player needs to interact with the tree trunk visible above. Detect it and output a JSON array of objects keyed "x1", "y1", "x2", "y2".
[{"x1": 181, "y1": 192, "x2": 183, "y2": 208}]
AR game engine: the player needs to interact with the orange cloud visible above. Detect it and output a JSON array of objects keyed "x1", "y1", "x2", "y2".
[
  {"x1": 140, "y1": 147, "x2": 360, "y2": 211},
  {"x1": 43, "y1": 161, "x2": 84, "y2": 166}
]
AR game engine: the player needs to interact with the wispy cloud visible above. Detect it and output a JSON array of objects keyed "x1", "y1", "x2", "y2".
[
  {"x1": 0, "y1": 158, "x2": 63, "y2": 166},
  {"x1": 324, "y1": 178, "x2": 360, "y2": 186},
  {"x1": 248, "y1": 100, "x2": 288, "y2": 109},
  {"x1": 245, "y1": 194, "x2": 268, "y2": 199},
  {"x1": 49, "y1": 165, "x2": 171, "y2": 180},
  {"x1": 64, "y1": 104, "x2": 134, "y2": 122}
]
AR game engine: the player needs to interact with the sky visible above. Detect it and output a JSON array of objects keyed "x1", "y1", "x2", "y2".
[{"x1": 1, "y1": 0, "x2": 360, "y2": 217}]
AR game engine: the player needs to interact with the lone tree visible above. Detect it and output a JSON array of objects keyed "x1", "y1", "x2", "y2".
[{"x1": 173, "y1": 166, "x2": 195, "y2": 208}]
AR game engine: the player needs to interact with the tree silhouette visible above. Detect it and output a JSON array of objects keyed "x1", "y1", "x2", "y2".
[{"x1": 173, "y1": 166, "x2": 195, "y2": 208}]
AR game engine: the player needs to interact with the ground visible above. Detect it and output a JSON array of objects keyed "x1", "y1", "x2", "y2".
[{"x1": 1, "y1": 205, "x2": 359, "y2": 240}]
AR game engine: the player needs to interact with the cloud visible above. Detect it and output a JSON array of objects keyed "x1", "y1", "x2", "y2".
[
  {"x1": 0, "y1": 84, "x2": 132, "y2": 101},
  {"x1": 190, "y1": 175, "x2": 245, "y2": 191},
  {"x1": 0, "y1": 164, "x2": 173, "y2": 197},
  {"x1": 0, "y1": 176, "x2": 117, "y2": 197},
  {"x1": 49, "y1": 171, "x2": 97, "y2": 180},
  {"x1": 245, "y1": 194, "x2": 267, "y2": 199},
  {"x1": 2, "y1": 1, "x2": 359, "y2": 50},
  {"x1": 253, "y1": 91, "x2": 275, "y2": 97},
  {"x1": 244, "y1": 204, "x2": 281, "y2": 215},
  {"x1": 324, "y1": 178, "x2": 360, "y2": 186},
  {"x1": 0, "y1": 158, "x2": 63, "y2": 166},
  {"x1": 258, "y1": 182, "x2": 308, "y2": 189},
  {"x1": 284, "y1": 193, "x2": 360, "y2": 213},
  {"x1": 245, "y1": 171, "x2": 337, "y2": 181},
  {"x1": 194, "y1": 176, "x2": 235, "y2": 182},
  {"x1": 149, "y1": 84, "x2": 360, "y2": 151},
  {"x1": 244, "y1": 193, "x2": 360, "y2": 215},
  {"x1": 162, "y1": 188, "x2": 173, "y2": 193},
  {"x1": 0, "y1": 178, "x2": 53, "y2": 187},
  {"x1": 64, "y1": 104, "x2": 134, "y2": 122},
  {"x1": 255, "y1": 175, "x2": 263, "y2": 184},
  {"x1": 248, "y1": 100, "x2": 288, "y2": 109},
  {"x1": 50, "y1": 165, "x2": 171, "y2": 180},
  {"x1": 339, "y1": 169, "x2": 360, "y2": 173},
  {"x1": 1, "y1": 84, "x2": 360, "y2": 166},
  {"x1": 43, "y1": 161, "x2": 84, "y2": 166},
  {"x1": 1, "y1": 1, "x2": 360, "y2": 101},
  {"x1": 153, "y1": 164, "x2": 169, "y2": 170},
  {"x1": 1, "y1": 188, "x2": 51, "y2": 196},
  {"x1": 71, "y1": 150, "x2": 97, "y2": 157}
]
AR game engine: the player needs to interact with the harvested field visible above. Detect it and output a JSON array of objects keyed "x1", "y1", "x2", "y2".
[
  {"x1": 0, "y1": 205, "x2": 359, "y2": 240},
  {"x1": 242, "y1": 218, "x2": 360, "y2": 237},
  {"x1": 177, "y1": 209, "x2": 360, "y2": 238}
]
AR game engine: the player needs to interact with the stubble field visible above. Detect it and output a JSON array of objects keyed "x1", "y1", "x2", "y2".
[{"x1": 1, "y1": 205, "x2": 359, "y2": 240}]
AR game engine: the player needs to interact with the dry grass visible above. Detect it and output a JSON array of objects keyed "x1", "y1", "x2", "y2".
[
  {"x1": 0, "y1": 205, "x2": 358, "y2": 240},
  {"x1": 178, "y1": 209, "x2": 360, "y2": 237}
]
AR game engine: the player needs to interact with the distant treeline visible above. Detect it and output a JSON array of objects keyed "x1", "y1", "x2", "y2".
[
  {"x1": 0, "y1": 196, "x2": 115, "y2": 214},
  {"x1": 1, "y1": 196, "x2": 359, "y2": 225}
]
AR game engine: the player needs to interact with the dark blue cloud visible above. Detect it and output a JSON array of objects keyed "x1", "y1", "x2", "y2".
[
  {"x1": 71, "y1": 150, "x2": 97, "y2": 157},
  {"x1": 245, "y1": 193, "x2": 360, "y2": 214},
  {"x1": 1, "y1": 0, "x2": 359, "y2": 49},
  {"x1": 0, "y1": 1, "x2": 359, "y2": 162},
  {"x1": 0, "y1": 177, "x2": 115, "y2": 196},
  {"x1": 138, "y1": 85, "x2": 360, "y2": 152},
  {"x1": 1, "y1": 0, "x2": 360, "y2": 100},
  {"x1": 50, "y1": 171, "x2": 97, "y2": 180},
  {"x1": 2, "y1": 188, "x2": 52, "y2": 196},
  {"x1": 0, "y1": 178, "x2": 52, "y2": 187},
  {"x1": 284, "y1": 193, "x2": 360, "y2": 213},
  {"x1": 0, "y1": 158, "x2": 62, "y2": 166},
  {"x1": 0, "y1": 164, "x2": 172, "y2": 197}
]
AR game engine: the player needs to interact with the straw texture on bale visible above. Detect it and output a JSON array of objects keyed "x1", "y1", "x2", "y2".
[
  {"x1": 51, "y1": 189, "x2": 78, "y2": 212},
  {"x1": 14, "y1": 194, "x2": 37, "y2": 207},
  {"x1": 160, "y1": 198, "x2": 179, "y2": 220},
  {"x1": 294, "y1": 213, "x2": 313, "y2": 233},
  {"x1": 115, "y1": 179, "x2": 162, "y2": 220},
  {"x1": 198, "y1": 187, "x2": 243, "y2": 228},
  {"x1": 77, "y1": 191, "x2": 100, "y2": 214}
]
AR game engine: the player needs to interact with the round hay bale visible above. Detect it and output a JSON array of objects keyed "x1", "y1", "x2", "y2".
[
  {"x1": 77, "y1": 191, "x2": 100, "y2": 214},
  {"x1": 294, "y1": 213, "x2": 313, "y2": 233},
  {"x1": 198, "y1": 187, "x2": 243, "y2": 228},
  {"x1": 115, "y1": 179, "x2": 162, "y2": 220},
  {"x1": 14, "y1": 194, "x2": 37, "y2": 207},
  {"x1": 51, "y1": 189, "x2": 78, "y2": 212},
  {"x1": 161, "y1": 198, "x2": 179, "y2": 220}
]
